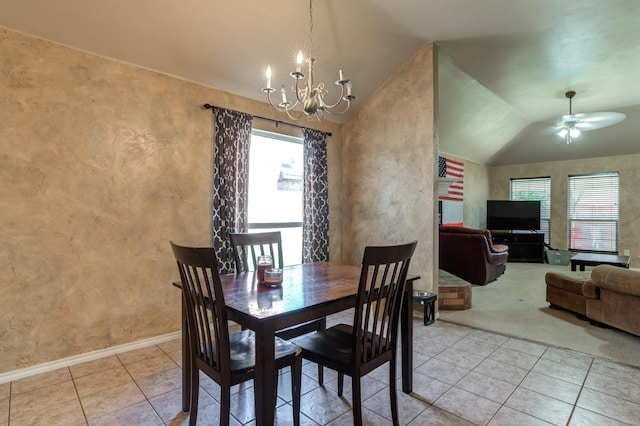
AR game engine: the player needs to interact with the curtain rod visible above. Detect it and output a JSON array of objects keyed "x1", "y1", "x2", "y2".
[{"x1": 201, "y1": 104, "x2": 332, "y2": 137}]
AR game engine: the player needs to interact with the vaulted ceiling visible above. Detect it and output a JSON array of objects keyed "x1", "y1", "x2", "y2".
[{"x1": 1, "y1": 0, "x2": 638, "y2": 165}]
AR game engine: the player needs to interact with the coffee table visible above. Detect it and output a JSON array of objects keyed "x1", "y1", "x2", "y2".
[{"x1": 570, "y1": 252, "x2": 630, "y2": 271}]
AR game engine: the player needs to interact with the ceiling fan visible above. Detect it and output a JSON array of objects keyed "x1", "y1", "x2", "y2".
[{"x1": 554, "y1": 90, "x2": 626, "y2": 144}]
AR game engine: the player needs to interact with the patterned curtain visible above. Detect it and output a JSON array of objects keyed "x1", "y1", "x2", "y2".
[
  {"x1": 302, "y1": 128, "x2": 329, "y2": 262},
  {"x1": 212, "y1": 107, "x2": 253, "y2": 273}
]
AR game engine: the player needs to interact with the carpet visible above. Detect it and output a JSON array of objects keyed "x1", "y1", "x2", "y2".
[{"x1": 437, "y1": 262, "x2": 640, "y2": 368}]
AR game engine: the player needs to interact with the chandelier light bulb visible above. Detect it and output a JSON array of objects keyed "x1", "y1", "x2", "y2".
[
  {"x1": 296, "y1": 51, "x2": 304, "y2": 73},
  {"x1": 280, "y1": 85, "x2": 288, "y2": 106},
  {"x1": 265, "y1": 66, "x2": 272, "y2": 90}
]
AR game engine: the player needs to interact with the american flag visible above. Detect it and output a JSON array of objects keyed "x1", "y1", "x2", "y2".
[{"x1": 438, "y1": 156, "x2": 464, "y2": 201}]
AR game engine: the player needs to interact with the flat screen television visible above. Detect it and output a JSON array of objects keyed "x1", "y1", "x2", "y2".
[{"x1": 487, "y1": 200, "x2": 541, "y2": 231}]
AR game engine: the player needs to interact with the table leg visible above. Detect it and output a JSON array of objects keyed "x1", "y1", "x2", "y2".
[
  {"x1": 181, "y1": 296, "x2": 191, "y2": 412},
  {"x1": 253, "y1": 325, "x2": 277, "y2": 426},
  {"x1": 401, "y1": 279, "x2": 414, "y2": 393},
  {"x1": 571, "y1": 262, "x2": 577, "y2": 272}
]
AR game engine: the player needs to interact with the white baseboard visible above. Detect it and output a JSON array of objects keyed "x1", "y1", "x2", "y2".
[
  {"x1": 1, "y1": 313, "x2": 440, "y2": 385},
  {"x1": 0, "y1": 331, "x2": 181, "y2": 385}
]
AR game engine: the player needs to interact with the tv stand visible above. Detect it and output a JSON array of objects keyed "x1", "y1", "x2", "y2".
[{"x1": 491, "y1": 231, "x2": 544, "y2": 263}]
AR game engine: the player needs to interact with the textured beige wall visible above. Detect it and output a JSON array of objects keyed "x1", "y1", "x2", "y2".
[
  {"x1": 341, "y1": 44, "x2": 438, "y2": 293},
  {"x1": 490, "y1": 155, "x2": 640, "y2": 267},
  {"x1": 439, "y1": 153, "x2": 490, "y2": 229},
  {"x1": 0, "y1": 28, "x2": 341, "y2": 373}
]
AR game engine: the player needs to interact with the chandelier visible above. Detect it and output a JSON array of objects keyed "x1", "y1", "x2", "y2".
[{"x1": 262, "y1": 0, "x2": 355, "y2": 121}]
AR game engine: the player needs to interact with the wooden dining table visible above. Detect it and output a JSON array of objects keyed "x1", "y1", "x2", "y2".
[{"x1": 174, "y1": 261, "x2": 419, "y2": 426}]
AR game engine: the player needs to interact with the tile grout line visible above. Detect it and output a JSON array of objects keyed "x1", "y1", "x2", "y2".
[
  {"x1": 484, "y1": 333, "x2": 534, "y2": 425},
  {"x1": 119, "y1": 345, "x2": 177, "y2": 425},
  {"x1": 68, "y1": 366, "x2": 89, "y2": 426},
  {"x1": 565, "y1": 357, "x2": 594, "y2": 426},
  {"x1": 7, "y1": 381, "x2": 11, "y2": 425}
]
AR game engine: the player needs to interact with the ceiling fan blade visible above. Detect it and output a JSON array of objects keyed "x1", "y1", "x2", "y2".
[
  {"x1": 573, "y1": 112, "x2": 626, "y2": 131},
  {"x1": 553, "y1": 112, "x2": 626, "y2": 132}
]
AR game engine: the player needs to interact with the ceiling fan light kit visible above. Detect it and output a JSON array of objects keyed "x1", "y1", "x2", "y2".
[
  {"x1": 555, "y1": 90, "x2": 626, "y2": 144},
  {"x1": 262, "y1": 0, "x2": 354, "y2": 121},
  {"x1": 557, "y1": 91, "x2": 581, "y2": 144}
]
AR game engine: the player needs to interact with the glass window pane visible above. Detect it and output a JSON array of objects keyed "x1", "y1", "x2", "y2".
[
  {"x1": 248, "y1": 130, "x2": 303, "y2": 266},
  {"x1": 248, "y1": 132, "x2": 303, "y2": 223}
]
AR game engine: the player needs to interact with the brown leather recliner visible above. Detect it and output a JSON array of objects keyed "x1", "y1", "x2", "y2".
[{"x1": 439, "y1": 226, "x2": 509, "y2": 285}]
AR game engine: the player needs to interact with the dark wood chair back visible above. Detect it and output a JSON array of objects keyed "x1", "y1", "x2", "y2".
[
  {"x1": 353, "y1": 241, "x2": 417, "y2": 366},
  {"x1": 171, "y1": 242, "x2": 231, "y2": 383},
  {"x1": 229, "y1": 231, "x2": 284, "y2": 272}
]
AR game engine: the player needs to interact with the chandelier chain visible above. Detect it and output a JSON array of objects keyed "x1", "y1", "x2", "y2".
[{"x1": 308, "y1": 0, "x2": 314, "y2": 58}]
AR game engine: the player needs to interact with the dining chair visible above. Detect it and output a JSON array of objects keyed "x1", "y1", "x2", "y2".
[
  {"x1": 229, "y1": 231, "x2": 327, "y2": 384},
  {"x1": 294, "y1": 241, "x2": 418, "y2": 426},
  {"x1": 170, "y1": 241, "x2": 302, "y2": 426}
]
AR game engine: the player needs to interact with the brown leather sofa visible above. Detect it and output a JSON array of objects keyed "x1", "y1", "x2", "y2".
[
  {"x1": 588, "y1": 265, "x2": 640, "y2": 335},
  {"x1": 439, "y1": 226, "x2": 509, "y2": 285},
  {"x1": 545, "y1": 271, "x2": 592, "y2": 316},
  {"x1": 546, "y1": 265, "x2": 640, "y2": 336}
]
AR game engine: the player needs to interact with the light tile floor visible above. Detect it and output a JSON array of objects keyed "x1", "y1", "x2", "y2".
[{"x1": 3, "y1": 312, "x2": 640, "y2": 425}]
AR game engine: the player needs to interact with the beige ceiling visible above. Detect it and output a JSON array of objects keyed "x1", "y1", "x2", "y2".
[{"x1": 1, "y1": 0, "x2": 638, "y2": 165}]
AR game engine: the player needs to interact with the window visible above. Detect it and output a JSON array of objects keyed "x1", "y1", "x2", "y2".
[
  {"x1": 568, "y1": 172, "x2": 619, "y2": 252},
  {"x1": 510, "y1": 177, "x2": 551, "y2": 244},
  {"x1": 247, "y1": 129, "x2": 303, "y2": 265}
]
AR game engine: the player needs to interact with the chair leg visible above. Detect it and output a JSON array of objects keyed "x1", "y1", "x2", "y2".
[
  {"x1": 189, "y1": 368, "x2": 200, "y2": 426},
  {"x1": 274, "y1": 371, "x2": 279, "y2": 406},
  {"x1": 351, "y1": 376, "x2": 363, "y2": 426},
  {"x1": 317, "y1": 318, "x2": 326, "y2": 385},
  {"x1": 337, "y1": 373, "x2": 344, "y2": 397},
  {"x1": 291, "y1": 355, "x2": 302, "y2": 426},
  {"x1": 317, "y1": 364, "x2": 324, "y2": 386},
  {"x1": 220, "y1": 385, "x2": 231, "y2": 426},
  {"x1": 389, "y1": 358, "x2": 399, "y2": 426}
]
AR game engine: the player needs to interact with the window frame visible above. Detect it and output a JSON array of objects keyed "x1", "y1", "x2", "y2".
[{"x1": 567, "y1": 172, "x2": 619, "y2": 253}]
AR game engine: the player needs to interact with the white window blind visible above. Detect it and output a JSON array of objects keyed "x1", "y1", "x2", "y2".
[
  {"x1": 567, "y1": 172, "x2": 619, "y2": 252},
  {"x1": 510, "y1": 177, "x2": 550, "y2": 244}
]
